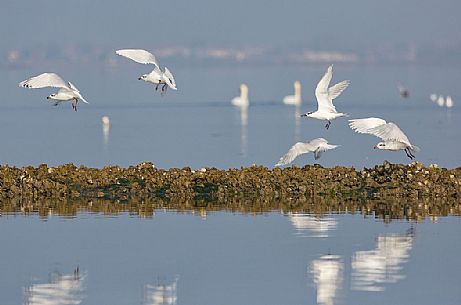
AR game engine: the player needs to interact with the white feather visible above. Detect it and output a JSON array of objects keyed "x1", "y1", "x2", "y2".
[
  {"x1": 115, "y1": 49, "x2": 160, "y2": 67},
  {"x1": 19, "y1": 73, "x2": 68, "y2": 89},
  {"x1": 348, "y1": 117, "x2": 413, "y2": 147}
]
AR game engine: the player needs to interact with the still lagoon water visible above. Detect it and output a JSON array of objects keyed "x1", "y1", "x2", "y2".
[{"x1": 0, "y1": 208, "x2": 460, "y2": 305}]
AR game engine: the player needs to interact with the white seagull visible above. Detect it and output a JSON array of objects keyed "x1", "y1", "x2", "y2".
[
  {"x1": 275, "y1": 138, "x2": 339, "y2": 166},
  {"x1": 349, "y1": 117, "x2": 420, "y2": 159},
  {"x1": 231, "y1": 83, "x2": 249, "y2": 107},
  {"x1": 115, "y1": 49, "x2": 177, "y2": 94},
  {"x1": 301, "y1": 65, "x2": 350, "y2": 129},
  {"x1": 19, "y1": 73, "x2": 89, "y2": 111},
  {"x1": 283, "y1": 80, "x2": 302, "y2": 105}
]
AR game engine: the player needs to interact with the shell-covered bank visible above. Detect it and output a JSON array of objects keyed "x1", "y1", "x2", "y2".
[
  {"x1": 1, "y1": 161, "x2": 460, "y2": 220},
  {"x1": 1, "y1": 161, "x2": 460, "y2": 200}
]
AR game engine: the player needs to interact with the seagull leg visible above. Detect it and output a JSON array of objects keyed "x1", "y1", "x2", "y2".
[
  {"x1": 408, "y1": 149, "x2": 416, "y2": 159},
  {"x1": 161, "y1": 84, "x2": 168, "y2": 96},
  {"x1": 404, "y1": 148, "x2": 413, "y2": 160},
  {"x1": 155, "y1": 83, "x2": 160, "y2": 91},
  {"x1": 71, "y1": 98, "x2": 78, "y2": 112},
  {"x1": 325, "y1": 120, "x2": 331, "y2": 129}
]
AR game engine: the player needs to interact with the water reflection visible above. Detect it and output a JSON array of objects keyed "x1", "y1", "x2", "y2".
[
  {"x1": 310, "y1": 255, "x2": 343, "y2": 305},
  {"x1": 24, "y1": 267, "x2": 84, "y2": 305},
  {"x1": 294, "y1": 105, "x2": 301, "y2": 142},
  {"x1": 287, "y1": 213, "x2": 337, "y2": 237},
  {"x1": 1, "y1": 197, "x2": 460, "y2": 220},
  {"x1": 238, "y1": 105, "x2": 248, "y2": 157},
  {"x1": 101, "y1": 116, "x2": 111, "y2": 147},
  {"x1": 143, "y1": 277, "x2": 178, "y2": 305},
  {"x1": 351, "y1": 228, "x2": 414, "y2": 292}
]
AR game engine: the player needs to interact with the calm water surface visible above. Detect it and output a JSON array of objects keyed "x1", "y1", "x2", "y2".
[
  {"x1": 0, "y1": 64, "x2": 460, "y2": 169},
  {"x1": 1, "y1": 210, "x2": 460, "y2": 305}
]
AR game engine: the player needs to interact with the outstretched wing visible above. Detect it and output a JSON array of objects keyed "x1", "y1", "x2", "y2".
[
  {"x1": 315, "y1": 65, "x2": 333, "y2": 101},
  {"x1": 275, "y1": 142, "x2": 315, "y2": 166},
  {"x1": 67, "y1": 81, "x2": 89, "y2": 104},
  {"x1": 328, "y1": 80, "x2": 350, "y2": 100},
  {"x1": 19, "y1": 73, "x2": 68, "y2": 89},
  {"x1": 315, "y1": 65, "x2": 338, "y2": 112},
  {"x1": 163, "y1": 67, "x2": 177, "y2": 90},
  {"x1": 349, "y1": 117, "x2": 411, "y2": 146},
  {"x1": 67, "y1": 81, "x2": 80, "y2": 92},
  {"x1": 115, "y1": 49, "x2": 159, "y2": 67},
  {"x1": 309, "y1": 138, "x2": 339, "y2": 160}
]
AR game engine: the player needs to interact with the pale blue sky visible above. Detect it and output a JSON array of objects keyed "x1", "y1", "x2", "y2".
[{"x1": 1, "y1": 0, "x2": 460, "y2": 52}]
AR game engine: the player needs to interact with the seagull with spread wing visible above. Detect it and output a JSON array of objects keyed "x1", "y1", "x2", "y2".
[
  {"x1": 115, "y1": 49, "x2": 177, "y2": 94},
  {"x1": 348, "y1": 117, "x2": 420, "y2": 159},
  {"x1": 19, "y1": 73, "x2": 89, "y2": 111},
  {"x1": 301, "y1": 65, "x2": 350, "y2": 129},
  {"x1": 275, "y1": 138, "x2": 339, "y2": 166}
]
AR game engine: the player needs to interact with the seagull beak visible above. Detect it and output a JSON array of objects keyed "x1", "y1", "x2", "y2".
[
  {"x1": 138, "y1": 77, "x2": 142, "y2": 80},
  {"x1": 46, "y1": 96, "x2": 50, "y2": 99},
  {"x1": 373, "y1": 145, "x2": 377, "y2": 149}
]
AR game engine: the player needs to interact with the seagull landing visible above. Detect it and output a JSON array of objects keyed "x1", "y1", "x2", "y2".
[
  {"x1": 19, "y1": 73, "x2": 89, "y2": 111},
  {"x1": 275, "y1": 138, "x2": 339, "y2": 166},
  {"x1": 348, "y1": 117, "x2": 420, "y2": 160},
  {"x1": 115, "y1": 49, "x2": 177, "y2": 95},
  {"x1": 301, "y1": 65, "x2": 350, "y2": 129}
]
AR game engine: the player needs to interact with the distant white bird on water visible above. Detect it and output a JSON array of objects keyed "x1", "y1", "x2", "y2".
[
  {"x1": 231, "y1": 83, "x2": 249, "y2": 107},
  {"x1": 115, "y1": 49, "x2": 177, "y2": 94},
  {"x1": 283, "y1": 80, "x2": 302, "y2": 105},
  {"x1": 446, "y1": 95, "x2": 454, "y2": 108},
  {"x1": 349, "y1": 117, "x2": 419, "y2": 160},
  {"x1": 436, "y1": 95, "x2": 445, "y2": 107},
  {"x1": 275, "y1": 138, "x2": 339, "y2": 166},
  {"x1": 19, "y1": 73, "x2": 89, "y2": 111},
  {"x1": 301, "y1": 65, "x2": 350, "y2": 129},
  {"x1": 430, "y1": 94, "x2": 438, "y2": 103}
]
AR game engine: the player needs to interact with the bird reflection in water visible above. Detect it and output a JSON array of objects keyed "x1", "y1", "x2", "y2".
[
  {"x1": 287, "y1": 213, "x2": 338, "y2": 238},
  {"x1": 351, "y1": 228, "x2": 414, "y2": 292},
  {"x1": 24, "y1": 267, "x2": 84, "y2": 305},
  {"x1": 143, "y1": 277, "x2": 178, "y2": 305},
  {"x1": 310, "y1": 255, "x2": 343, "y2": 305},
  {"x1": 239, "y1": 105, "x2": 248, "y2": 157},
  {"x1": 294, "y1": 105, "x2": 301, "y2": 142},
  {"x1": 101, "y1": 116, "x2": 111, "y2": 147}
]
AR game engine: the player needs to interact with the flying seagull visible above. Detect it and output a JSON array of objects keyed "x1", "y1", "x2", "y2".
[
  {"x1": 348, "y1": 117, "x2": 419, "y2": 159},
  {"x1": 275, "y1": 138, "x2": 339, "y2": 166},
  {"x1": 301, "y1": 65, "x2": 350, "y2": 129},
  {"x1": 115, "y1": 49, "x2": 177, "y2": 94},
  {"x1": 19, "y1": 73, "x2": 88, "y2": 111}
]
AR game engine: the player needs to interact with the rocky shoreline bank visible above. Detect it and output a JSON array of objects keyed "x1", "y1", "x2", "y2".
[{"x1": 1, "y1": 161, "x2": 460, "y2": 201}]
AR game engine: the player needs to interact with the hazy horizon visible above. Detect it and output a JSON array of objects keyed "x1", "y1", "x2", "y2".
[{"x1": 1, "y1": 0, "x2": 460, "y2": 67}]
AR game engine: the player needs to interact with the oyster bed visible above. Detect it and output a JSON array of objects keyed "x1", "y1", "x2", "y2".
[{"x1": 0, "y1": 161, "x2": 460, "y2": 201}]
